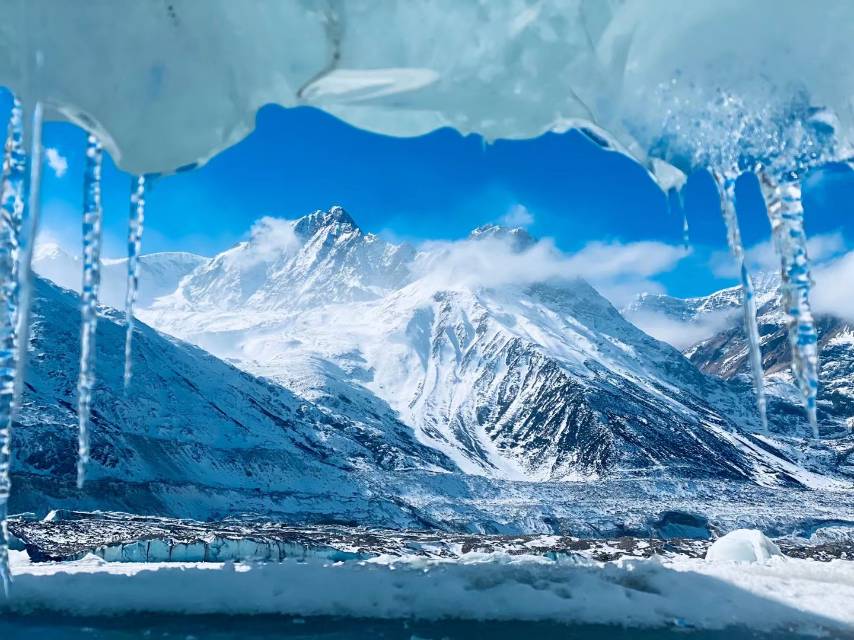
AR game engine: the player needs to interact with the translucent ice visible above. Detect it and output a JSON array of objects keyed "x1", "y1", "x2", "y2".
[
  {"x1": 0, "y1": 1, "x2": 852, "y2": 178},
  {"x1": 123, "y1": 176, "x2": 145, "y2": 388},
  {"x1": 0, "y1": 97, "x2": 25, "y2": 597},
  {"x1": 758, "y1": 174, "x2": 819, "y2": 437},
  {"x1": 712, "y1": 170, "x2": 767, "y2": 431},
  {"x1": 77, "y1": 135, "x2": 104, "y2": 488}
]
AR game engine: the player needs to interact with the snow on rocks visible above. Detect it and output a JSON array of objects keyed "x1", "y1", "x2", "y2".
[{"x1": 706, "y1": 530, "x2": 783, "y2": 563}]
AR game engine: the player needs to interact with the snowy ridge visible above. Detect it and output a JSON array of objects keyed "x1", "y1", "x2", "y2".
[
  {"x1": 10, "y1": 276, "x2": 455, "y2": 525},
  {"x1": 33, "y1": 241, "x2": 206, "y2": 309}
]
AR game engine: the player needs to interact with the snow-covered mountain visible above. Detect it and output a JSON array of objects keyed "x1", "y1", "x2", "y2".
[
  {"x1": 167, "y1": 210, "x2": 414, "y2": 312},
  {"x1": 140, "y1": 207, "x2": 851, "y2": 486},
  {"x1": 33, "y1": 241, "x2": 206, "y2": 309},
  {"x1": 626, "y1": 276, "x2": 854, "y2": 435},
  {"x1": 11, "y1": 277, "x2": 455, "y2": 525}
]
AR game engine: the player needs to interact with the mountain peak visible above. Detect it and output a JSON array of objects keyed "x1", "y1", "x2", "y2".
[
  {"x1": 469, "y1": 224, "x2": 536, "y2": 251},
  {"x1": 293, "y1": 206, "x2": 359, "y2": 239}
]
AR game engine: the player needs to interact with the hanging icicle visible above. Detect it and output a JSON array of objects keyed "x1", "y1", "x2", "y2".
[
  {"x1": 712, "y1": 169, "x2": 768, "y2": 432},
  {"x1": 77, "y1": 136, "x2": 104, "y2": 489},
  {"x1": 757, "y1": 170, "x2": 819, "y2": 438},
  {"x1": 123, "y1": 176, "x2": 145, "y2": 389},
  {"x1": 0, "y1": 97, "x2": 27, "y2": 598},
  {"x1": 13, "y1": 102, "x2": 43, "y2": 412}
]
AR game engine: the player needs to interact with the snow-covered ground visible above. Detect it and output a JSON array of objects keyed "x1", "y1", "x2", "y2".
[{"x1": 4, "y1": 533, "x2": 854, "y2": 636}]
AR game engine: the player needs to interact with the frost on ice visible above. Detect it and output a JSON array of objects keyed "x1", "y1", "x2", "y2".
[{"x1": 77, "y1": 135, "x2": 104, "y2": 488}]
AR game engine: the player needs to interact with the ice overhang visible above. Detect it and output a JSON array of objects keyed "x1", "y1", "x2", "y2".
[{"x1": 1, "y1": 0, "x2": 852, "y2": 182}]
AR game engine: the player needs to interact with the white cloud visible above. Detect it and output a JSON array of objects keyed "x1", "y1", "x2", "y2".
[
  {"x1": 625, "y1": 308, "x2": 737, "y2": 350},
  {"x1": 413, "y1": 235, "x2": 687, "y2": 308},
  {"x1": 244, "y1": 216, "x2": 301, "y2": 264},
  {"x1": 565, "y1": 241, "x2": 687, "y2": 280},
  {"x1": 44, "y1": 147, "x2": 68, "y2": 178},
  {"x1": 710, "y1": 232, "x2": 846, "y2": 279},
  {"x1": 812, "y1": 250, "x2": 854, "y2": 322},
  {"x1": 499, "y1": 204, "x2": 534, "y2": 228}
]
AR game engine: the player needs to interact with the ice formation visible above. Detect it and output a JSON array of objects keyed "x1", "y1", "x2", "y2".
[
  {"x1": 123, "y1": 175, "x2": 145, "y2": 388},
  {"x1": 0, "y1": 98, "x2": 25, "y2": 597},
  {"x1": 758, "y1": 174, "x2": 820, "y2": 437},
  {"x1": 705, "y1": 529, "x2": 783, "y2": 563},
  {"x1": 712, "y1": 170, "x2": 767, "y2": 431},
  {"x1": 13, "y1": 102, "x2": 43, "y2": 410},
  {"x1": 77, "y1": 135, "x2": 104, "y2": 488}
]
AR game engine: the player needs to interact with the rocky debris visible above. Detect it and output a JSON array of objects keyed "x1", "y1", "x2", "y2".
[{"x1": 9, "y1": 511, "x2": 853, "y2": 564}]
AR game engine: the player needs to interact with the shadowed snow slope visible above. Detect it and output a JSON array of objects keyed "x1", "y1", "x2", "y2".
[
  {"x1": 8, "y1": 280, "x2": 854, "y2": 532},
  {"x1": 141, "y1": 208, "x2": 851, "y2": 486}
]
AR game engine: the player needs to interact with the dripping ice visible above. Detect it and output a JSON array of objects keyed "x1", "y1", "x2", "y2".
[
  {"x1": 712, "y1": 170, "x2": 768, "y2": 432},
  {"x1": 124, "y1": 176, "x2": 145, "y2": 389},
  {"x1": 649, "y1": 85, "x2": 831, "y2": 433},
  {"x1": 758, "y1": 174, "x2": 820, "y2": 437},
  {"x1": 77, "y1": 135, "x2": 104, "y2": 489}
]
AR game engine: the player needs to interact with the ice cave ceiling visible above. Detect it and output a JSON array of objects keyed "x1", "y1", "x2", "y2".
[{"x1": 2, "y1": 0, "x2": 852, "y2": 179}]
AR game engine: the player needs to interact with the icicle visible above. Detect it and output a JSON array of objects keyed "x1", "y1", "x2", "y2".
[
  {"x1": 123, "y1": 176, "x2": 145, "y2": 389},
  {"x1": 681, "y1": 210, "x2": 690, "y2": 250},
  {"x1": 712, "y1": 169, "x2": 768, "y2": 432},
  {"x1": 77, "y1": 136, "x2": 104, "y2": 488},
  {"x1": 13, "y1": 102, "x2": 43, "y2": 410},
  {"x1": 667, "y1": 185, "x2": 690, "y2": 250},
  {"x1": 757, "y1": 171, "x2": 819, "y2": 438},
  {"x1": 0, "y1": 97, "x2": 27, "y2": 598}
]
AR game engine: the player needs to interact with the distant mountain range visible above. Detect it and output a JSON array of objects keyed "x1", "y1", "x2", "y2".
[
  {"x1": 33, "y1": 241, "x2": 206, "y2": 308},
  {"x1": 625, "y1": 274, "x2": 854, "y2": 438},
  {"x1": 20, "y1": 207, "x2": 852, "y2": 531}
]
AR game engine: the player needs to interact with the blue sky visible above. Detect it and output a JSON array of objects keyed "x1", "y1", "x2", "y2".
[{"x1": 5, "y1": 91, "x2": 853, "y2": 298}]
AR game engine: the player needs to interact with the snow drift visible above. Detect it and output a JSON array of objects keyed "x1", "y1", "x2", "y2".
[{"x1": 4, "y1": 544, "x2": 854, "y2": 635}]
